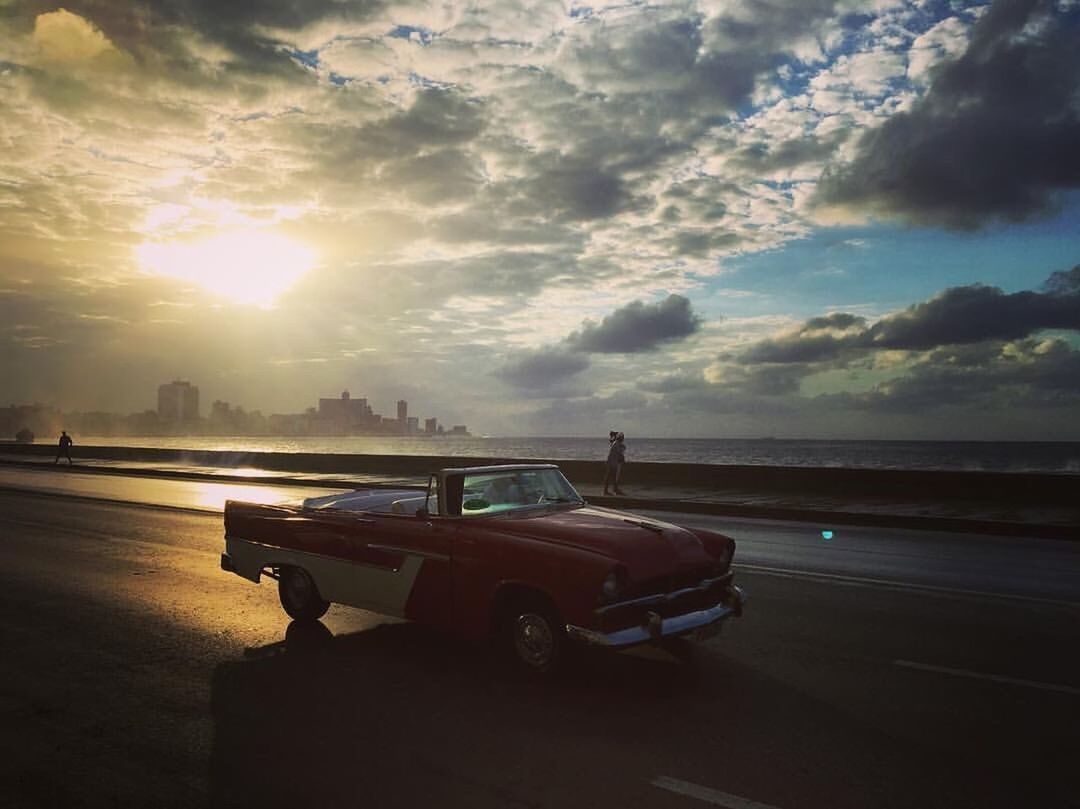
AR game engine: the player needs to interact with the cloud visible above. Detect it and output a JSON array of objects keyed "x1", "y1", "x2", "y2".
[
  {"x1": 740, "y1": 312, "x2": 869, "y2": 364},
  {"x1": 842, "y1": 338, "x2": 1080, "y2": 414},
  {"x1": 495, "y1": 349, "x2": 590, "y2": 390},
  {"x1": 814, "y1": 0, "x2": 1080, "y2": 229},
  {"x1": 522, "y1": 164, "x2": 636, "y2": 223},
  {"x1": 864, "y1": 280, "x2": 1080, "y2": 350},
  {"x1": 33, "y1": 9, "x2": 118, "y2": 63},
  {"x1": 739, "y1": 269, "x2": 1080, "y2": 364},
  {"x1": 1043, "y1": 265, "x2": 1080, "y2": 295},
  {"x1": 2, "y1": 0, "x2": 1079, "y2": 439},
  {"x1": 567, "y1": 294, "x2": 703, "y2": 354},
  {"x1": 47, "y1": 0, "x2": 385, "y2": 75},
  {"x1": 652, "y1": 267, "x2": 1080, "y2": 430}
]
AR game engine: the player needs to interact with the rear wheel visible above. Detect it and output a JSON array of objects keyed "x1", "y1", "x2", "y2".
[
  {"x1": 500, "y1": 595, "x2": 565, "y2": 675},
  {"x1": 278, "y1": 566, "x2": 330, "y2": 621}
]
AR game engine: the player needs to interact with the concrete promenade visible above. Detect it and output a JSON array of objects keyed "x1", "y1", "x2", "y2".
[{"x1": 2, "y1": 442, "x2": 1076, "y2": 538}]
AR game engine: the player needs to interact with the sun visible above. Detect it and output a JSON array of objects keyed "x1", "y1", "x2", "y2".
[{"x1": 136, "y1": 229, "x2": 317, "y2": 307}]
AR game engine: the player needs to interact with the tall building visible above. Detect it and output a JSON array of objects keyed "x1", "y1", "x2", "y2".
[
  {"x1": 424, "y1": 417, "x2": 437, "y2": 434},
  {"x1": 158, "y1": 380, "x2": 200, "y2": 422},
  {"x1": 397, "y1": 399, "x2": 408, "y2": 422}
]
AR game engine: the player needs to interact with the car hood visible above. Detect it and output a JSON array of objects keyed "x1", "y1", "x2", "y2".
[{"x1": 489, "y1": 505, "x2": 714, "y2": 580}]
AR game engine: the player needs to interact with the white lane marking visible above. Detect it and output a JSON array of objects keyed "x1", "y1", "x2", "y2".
[
  {"x1": 894, "y1": 660, "x2": 1080, "y2": 696},
  {"x1": 736, "y1": 563, "x2": 1080, "y2": 609},
  {"x1": 651, "y1": 777, "x2": 785, "y2": 809}
]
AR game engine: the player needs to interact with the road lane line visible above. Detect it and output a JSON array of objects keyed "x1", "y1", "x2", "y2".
[
  {"x1": 736, "y1": 563, "x2": 1080, "y2": 609},
  {"x1": 651, "y1": 777, "x2": 785, "y2": 809},
  {"x1": 894, "y1": 660, "x2": 1080, "y2": 696}
]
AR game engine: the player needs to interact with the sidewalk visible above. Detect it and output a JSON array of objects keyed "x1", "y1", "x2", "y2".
[{"x1": 1, "y1": 453, "x2": 1076, "y2": 539}]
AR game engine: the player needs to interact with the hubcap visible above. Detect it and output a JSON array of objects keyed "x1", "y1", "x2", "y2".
[
  {"x1": 514, "y1": 612, "x2": 554, "y2": 668},
  {"x1": 286, "y1": 571, "x2": 312, "y2": 605}
]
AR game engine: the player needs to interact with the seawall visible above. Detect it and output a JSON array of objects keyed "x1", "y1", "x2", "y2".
[{"x1": 3, "y1": 441, "x2": 1076, "y2": 510}]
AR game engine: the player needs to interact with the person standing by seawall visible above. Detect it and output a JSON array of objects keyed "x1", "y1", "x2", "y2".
[
  {"x1": 603, "y1": 432, "x2": 626, "y2": 495},
  {"x1": 55, "y1": 430, "x2": 73, "y2": 465}
]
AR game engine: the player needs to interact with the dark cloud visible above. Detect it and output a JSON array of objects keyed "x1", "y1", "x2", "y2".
[
  {"x1": 741, "y1": 312, "x2": 868, "y2": 364},
  {"x1": 692, "y1": 0, "x2": 843, "y2": 109},
  {"x1": 567, "y1": 294, "x2": 703, "y2": 353},
  {"x1": 669, "y1": 229, "x2": 743, "y2": 258},
  {"x1": 740, "y1": 272, "x2": 1080, "y2": 364},
  {"x1": 814, "y1": 0, "x2": 1080, "y2": 229},
  {"x1": 718, "y1": 363, "x2": 809, "y2": 396},
  {"x1": 1043, "y1": 265, "x2": 1080, "y2": 295},
  {"x1": 296, "y1": 89, "x2": 487, "y2": 179},
  {"x1": 865, "y1": 283, "x2": 1080, "y2": 350},
  {"x1": 522, "y1": 164, "x2": 637, "y2": 223},
  {"x1": 495, "y1": 349, "x2": 590, "y2": 390},
  {"x1": 567, "y1": 17, "x2": 701, "y2": 94},
  {"x1": 33, "y1": 0, "x2": 386, "y2": 74},
  {"x1": 844, "y1": 338, "x2": 1080, "y2": 414}
]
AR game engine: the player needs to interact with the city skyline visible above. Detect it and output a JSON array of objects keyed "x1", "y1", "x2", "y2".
[
  {"x1": 3, "y1": 382, "x2": 466, "y2": 439},
  {"x1": 1, "y1": 1, "x2": 1078, "y2": 439}
]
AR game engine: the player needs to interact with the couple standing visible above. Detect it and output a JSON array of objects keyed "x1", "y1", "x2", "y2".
[{"x1": 603, "y1": 431, "x2": 626, "y2": 496}]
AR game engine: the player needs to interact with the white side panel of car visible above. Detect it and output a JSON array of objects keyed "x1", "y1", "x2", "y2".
[{"x1": 225, "y1": 535, "x2": 424, "y2": 617}]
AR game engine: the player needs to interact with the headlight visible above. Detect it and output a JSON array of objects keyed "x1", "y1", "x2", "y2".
[
  {"x1": 601, "y1": 568, "x2": 626, "y2": 600},
  {"x1": 602, "y1": 572, "x2": 619, "y2": 597},
  {"x1": 712, "y1": 538, "x2": 735, "y2": 573}
]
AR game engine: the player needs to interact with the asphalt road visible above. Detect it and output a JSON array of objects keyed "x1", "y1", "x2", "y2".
[{"x1": 1, "y1": 487, "x2": 1078, "y2": 809}]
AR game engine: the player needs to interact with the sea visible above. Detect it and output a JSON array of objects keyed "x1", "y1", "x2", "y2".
[{"x1": 72, "y1": 435, "x2": 1080, "y2": 475}]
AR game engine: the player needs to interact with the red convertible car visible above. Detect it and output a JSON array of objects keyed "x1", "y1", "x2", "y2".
[{"x1": 222, "y1": 464, "x2": 745, "y2": 673}]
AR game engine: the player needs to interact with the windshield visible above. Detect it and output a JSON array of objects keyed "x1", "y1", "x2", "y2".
[{"x1": 460, "y1": 468, "x2": 583, "y2": 516}]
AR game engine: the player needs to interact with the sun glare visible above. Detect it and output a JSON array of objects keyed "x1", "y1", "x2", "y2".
[{"x1": 136, "y1": 229, "x2": 316, "y2": 307}]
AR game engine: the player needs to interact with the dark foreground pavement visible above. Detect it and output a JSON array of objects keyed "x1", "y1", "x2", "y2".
[{"x1": 1, "y1": 490, "x2": 1079, "y2": 809}]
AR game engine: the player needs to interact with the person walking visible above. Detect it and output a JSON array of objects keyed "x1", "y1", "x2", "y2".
[
  {"x1": 603, "y1": 431, "x2": 626, "y2": 495},
  {"x1": 55, "y1": 430, "x2": 73, "y2": 465}
]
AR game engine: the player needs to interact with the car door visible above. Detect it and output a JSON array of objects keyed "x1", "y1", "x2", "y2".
[{"x1": 298, "y1": 506, "x2": 453, "y2": 627}]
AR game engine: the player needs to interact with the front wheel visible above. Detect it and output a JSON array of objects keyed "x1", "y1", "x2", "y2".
[
  {"x1": 278, "y1": 567, "x2": 330, "y2": 621},
  {"x1": 501, "y1": 596, "x2": 565, "y2": 675}
]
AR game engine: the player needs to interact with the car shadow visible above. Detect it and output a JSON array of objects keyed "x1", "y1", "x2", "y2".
[
  {"x1": 207, "y1": 619, "x2": 732, "y2": 808},
  {"x1": 205, "y1": 618, "x2": 1038, "y2": 809}
]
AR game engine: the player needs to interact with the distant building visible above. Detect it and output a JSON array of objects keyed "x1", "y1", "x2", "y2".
[
  {"x1": 317, "y1": 390, "x2": 376, "y2": 433},
  {"x1": 448, "y1": 424, "x2": 469, "y2": 436},
  {"x1": 268, "y1": 388, "x2": 464, "y2": 437},
  {"x1": 158, "y1": 380, "x2": 200, "y2": 422}
]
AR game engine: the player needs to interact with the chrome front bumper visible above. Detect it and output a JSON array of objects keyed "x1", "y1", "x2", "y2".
[{"x1": 567, "y1": 585, "x2": 746, "y2": 648}]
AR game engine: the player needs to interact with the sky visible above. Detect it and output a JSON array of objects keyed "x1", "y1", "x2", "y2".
[{"x1": 1, "y1": 0, "x2": 1078, "y2": 439}]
